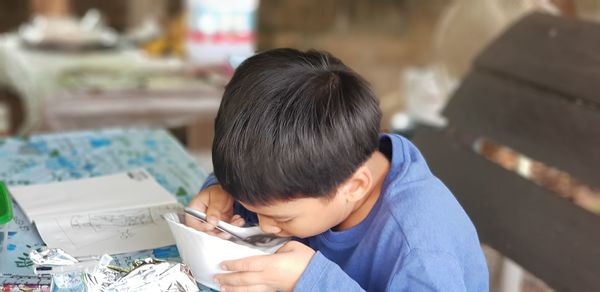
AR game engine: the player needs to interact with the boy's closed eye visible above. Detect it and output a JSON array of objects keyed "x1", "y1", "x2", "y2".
[
  {"x1": 274, "y1": 217, "x2": 293, "y2": 224},
  {"x1": 265, "y1": 214, "x2": 293, "y2": 223},
  {"x1": 261, "y1": 213, "x2": 295, "y2": 224}
]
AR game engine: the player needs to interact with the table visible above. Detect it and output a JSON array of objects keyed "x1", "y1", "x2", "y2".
[
  {"x1": 0, "y1": 128, "x2": 211, "y2": 290},
  {"x1": 0, "y1": 34, "x2": 223, "y2": 148}
]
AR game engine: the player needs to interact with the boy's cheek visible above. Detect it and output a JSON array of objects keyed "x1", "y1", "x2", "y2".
[{"x1": 283, "y1": 224, "x2": 326, "y2": 239}]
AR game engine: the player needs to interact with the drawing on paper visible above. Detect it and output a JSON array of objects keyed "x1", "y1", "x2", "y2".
[
  {"x1": 71, "y1": 209, "x2": 155, "y2": 230},
  {"x1": 69, "y1": 205, "x2": 179, "y2": 239}
]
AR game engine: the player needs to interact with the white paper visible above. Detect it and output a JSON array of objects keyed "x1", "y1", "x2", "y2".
[
  {"x1": 10, "y1": 169, "x2": 177, "y2": 222},
  {"x1": 164, "y1": 213, "x2": 282, "y2": 290},
  {"x1": 10, "y1": 169, "x2": 181, "y2": 256}
]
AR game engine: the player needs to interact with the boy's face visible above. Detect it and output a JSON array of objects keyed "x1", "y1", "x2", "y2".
[{"x1": 239, "y1": 192, "x2": 352, "y2": 239}]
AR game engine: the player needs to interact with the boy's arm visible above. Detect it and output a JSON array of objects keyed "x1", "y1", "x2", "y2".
[
  {"x1": 296, "y1": 249, "x2": 470, "y2": 292},
  {"x1": 294, "y1": 252, "x2": 365, "y2": 291},
  {"x1": 388, "y1": 249, "x2": 468, "y2": 291}
]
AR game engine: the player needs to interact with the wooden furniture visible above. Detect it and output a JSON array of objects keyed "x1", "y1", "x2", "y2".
[
  {"x1": 413, "y1": 12, "x2": 600, "y2": 292},
  {"x1": 0, "y1": 35, "x2": 222, "y2": 150},
  {"x1": 0, "y1": 88, "x2": 24, "y2": 135}
]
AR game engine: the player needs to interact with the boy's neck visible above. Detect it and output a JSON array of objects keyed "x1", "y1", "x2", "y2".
[{"x1": 335, "y1": 151, "x2": 390, "y2": 231}]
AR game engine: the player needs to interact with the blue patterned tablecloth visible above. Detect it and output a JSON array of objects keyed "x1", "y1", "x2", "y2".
[{"x1": 0, "y1": 128, "x2": 210, "y2": 289}]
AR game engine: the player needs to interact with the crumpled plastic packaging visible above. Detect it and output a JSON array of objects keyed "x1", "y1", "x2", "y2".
[
  {"x1": 81, "y1": 254, "x2": 123, "y2": 292},
  {"x1": 85, "y1": 257, "x2": 199, "y2": 292},
  {"x1": 52, "y1": 271, "x2": 87, "y2": 291},
  {"x1": 29, "y1": 248, "x2": 199, "y2": 292},
  {"x1": 30, "y1": 247, "x2": 79, "y2": 266}
]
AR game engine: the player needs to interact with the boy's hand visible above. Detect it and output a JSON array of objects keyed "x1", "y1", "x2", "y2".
[
  {"x1": 185, "y1": 184, "x2": 244, "y2": 240},
  {"x1": 214, "y1": 241, "x2": 315, "y2": 292}
]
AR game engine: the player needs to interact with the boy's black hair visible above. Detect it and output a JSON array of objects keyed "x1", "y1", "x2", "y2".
[{"x1": 212, "y1": 48, "x2": 381, "y2": 205}]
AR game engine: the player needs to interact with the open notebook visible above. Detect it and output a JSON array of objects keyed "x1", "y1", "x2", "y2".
[{"x1": 10, "y1": 169, "x2": 181, "y2": 257}]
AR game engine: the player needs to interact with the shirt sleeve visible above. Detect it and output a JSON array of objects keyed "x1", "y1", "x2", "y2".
[
  {"x1": 294, "y1": 252, "x2": 365, "y2": 292},
  {"x1": 389, "y1": 249, "x2": 467, "y2": 292},
  {"x1": 295, "y1": 249, "x2": 468, "y2": 292},
  {"x1": 200, "y1": 173, "x2": 220, "y2": 191}
]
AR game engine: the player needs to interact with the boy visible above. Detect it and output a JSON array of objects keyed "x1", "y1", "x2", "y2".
[{"x1": 187, "y1": 48, "x2": 489, "y2": 291}]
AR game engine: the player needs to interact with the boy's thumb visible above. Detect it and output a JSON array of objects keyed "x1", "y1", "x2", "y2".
[{"x1": 205, "y1": 206, "x2": 221, "y2": 226}]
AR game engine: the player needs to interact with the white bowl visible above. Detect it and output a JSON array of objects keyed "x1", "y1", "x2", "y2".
[{"x1": 164, "y1": 213, "x2": 281, "y2": 290}]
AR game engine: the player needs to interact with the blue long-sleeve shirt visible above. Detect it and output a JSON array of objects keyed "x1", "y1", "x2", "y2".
[{"x1": 201, "y1": 133, "x2": 489, "y2": 291}]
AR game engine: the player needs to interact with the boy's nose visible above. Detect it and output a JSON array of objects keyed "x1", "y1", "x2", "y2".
[{"x1": 257, "y1": 216, "x2": 282, "y2": 234}]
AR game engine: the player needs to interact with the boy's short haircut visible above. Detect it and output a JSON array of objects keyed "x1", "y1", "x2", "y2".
[{"x1": 212, "y1": 48, "x2": 382, "y2": 205}]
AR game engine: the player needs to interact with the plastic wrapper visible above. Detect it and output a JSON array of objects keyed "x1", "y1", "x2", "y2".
[
  {"x1": 29, "y1": 248, "x2": 199, "y2": 292},
  {"x1": 52, "y1": 272, "x2": 87, "y2": 292},
  {"x1": 103, "y1": 259, "x2": 199, "y2": 292},
  {"x1": 82, "y1": 254, "x2": 123, "y2": 291},
  {"x1": 85, "y1": 257, "x2": 198, "y2": 292},
  {"x1": 30, "y1": 247, "x2": 79, "y2": 266}
]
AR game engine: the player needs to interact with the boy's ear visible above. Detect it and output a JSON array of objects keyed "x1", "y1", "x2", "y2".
[{"x1": 339, "y1": 165, "x2": 373, "y2": 203}]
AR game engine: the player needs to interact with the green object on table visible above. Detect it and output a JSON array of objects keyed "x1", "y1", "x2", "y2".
[
  {"x1": 0, "y1": 181, "x2": 12, "y2": 224},
  {"x1": 0, "y1": 181, "x2": 12, "y2": 255}
]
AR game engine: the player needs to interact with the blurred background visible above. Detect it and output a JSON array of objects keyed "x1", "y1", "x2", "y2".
[{"x1": 0, "y1": 1, "x2": 599, "y2": 291}]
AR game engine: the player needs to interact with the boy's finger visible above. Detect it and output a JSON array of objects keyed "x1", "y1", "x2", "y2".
[
  {"x1": 230, "y1": 215, "x2": 245, "y2": 227},
  {"x1": 205, "y1": 201, "x2": 222, "y2": 225},
  {"x1": 214, "y1": 271, "x2": 265, "y2": 286},
  {"x1": 218, "y1": 284, "x2": 271, "y2": 292},
  {"x1": 185, "y1": 213, "x2": 214, "y2": 232},
  {"x1": 213, "y1": 231, "x2": 232, "y2": 240},
  {"x1": 188, "y1": 191, "x2": 209, "y2": 212},
  {"x1": 185, "y1": 189, "x2": 211, "y2": 230},
  {"x1": 221, "y1": 255, "x2": 268, "y2": 272},
  {"x1": 205, "y1": 214, "x2": 220, "y2": 226},
  {"x1": 197, "y1": 229, "x2": 232, "y2": 240}
]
